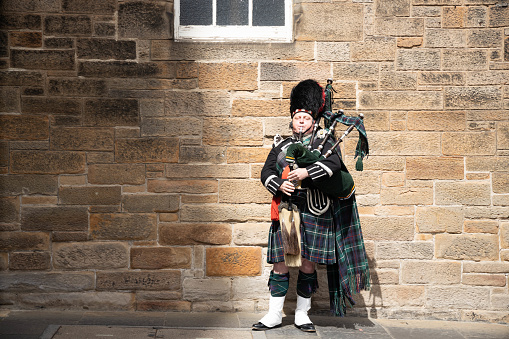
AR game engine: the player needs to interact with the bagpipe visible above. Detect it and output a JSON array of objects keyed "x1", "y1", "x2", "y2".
[{"x1": 285, "y1": 109, "x2": 369, "y2": 200}]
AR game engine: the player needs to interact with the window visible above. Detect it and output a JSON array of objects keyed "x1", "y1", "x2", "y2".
[{"x1": 174, "y1": 0, "x2": 293, "y2": 42}]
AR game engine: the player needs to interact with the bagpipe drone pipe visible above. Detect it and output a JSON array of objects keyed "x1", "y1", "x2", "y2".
[{"x1": 285, "y1": 110, "x2": 369, "y2": 200}]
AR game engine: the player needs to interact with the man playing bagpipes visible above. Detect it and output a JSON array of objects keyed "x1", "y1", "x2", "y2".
[{"x1": 253, "y1": 79, "x2": 370, "y2": 332}]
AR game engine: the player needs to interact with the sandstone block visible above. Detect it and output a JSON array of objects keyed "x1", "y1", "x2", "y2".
[
  {"x1": 379, "y1": 72, "x2": 417, "y2": 90},
  {"x1": 148, "y1": 179, "x2": 218, "y2": 194},
  {"x1": 136, "y1": 300, "x2": 191, "y2": 312},
  {"x1": 79, "y1": 61, "x2": 175, "y2": 78},
  {"x1": 442, "y1": 131, "x2": 496, "y2": 155},
  {"x1": 0, "y1": 232, "x2": 49, "y2": 251},
  {"x1": 402, "y1": 261, "x2": 461, "y2": 284},
  {"x1": 226, "y1": 147, "x2": 270, "y2": 164},
  {"x1": 44, "y1": 14, "x2": 92, "y2": 36},
  {"x1": 232, "y1": 99, "x2": 286, "y2": 118},
  {"x1": 219, "y1": 179, "x2": 271, "y2": 204},
  {"x1": 0, "y1": 197, "x2": 18, "y2": 224},
  {"x1": 397, "y1": 37, "x2": 423, "y2": 48},
  {"x1": 396, "y1": 49, "x2": 440, "y2": 70},
  {"x1": 0, "y1": 115, "x2": 48, "y2": 141},
  {"x1": 118, "y1": 1, "x2": 170, "y2": 39},
  {"x1": 21, "y1": 97, "x2": 81, "y2": 115},
  {"x1": 77, "y1": 38, "x2": 136, "y2": 60},
  {"x1": 463, "y1": 274, "x2": 506, "y2": 286},
  {"x1": 263, "y1": 117, "x2": 293, "y2": 137},
  {"x1": 50, "y1": 127, "x2": 114, "y2": 151},
  {"x1": 418, "y1": 72, "x2": 465, "y2": 86},
  {"x1": 333, "y1": 63, "x2": 379, "y2": 81},
  {"x1": 48, "y1": 78, "x2": 107, "y2": 97},
  {"x1": 443, "y1": 6, "x2": 466, "y2": 28},
  {"x1": 443, "y1": 50, "x2": 487, "y2": 71},
  {"x1": 17, "y1": 292, "x2": 133, "y2": 311},
  {"x1": 467, "y1": 71, "x2": 509, "y2": 86},
  {"x1": 413, "y1": 0, "x2": 462, "y2": 4},
  {"x1": 489, "y1": 4, "x2": 509, "y2": 27},
  {"x1": 183, "y1": 278, "x2": 231, "y2": 301},
  {"x1": 10, "y1": 31, "x2": 41, "y2": 48},
  {"x1": 369, "y1": 132, "x2": 441, "y2": 156},
  {"x1": 426, "y1": 286, "x2": 490, "y2": 309},
  {"x1": 501, "y1": 222, "x2": 509, "y2": 248},
  {"x1": 436, "y1": 234, "x2": 498, "y2": 260},
  {"x1": 198, "y1": 63, "x2": 257, "y2": 90},
  {"x1": 131, "y1": 247, "x2": 191, "y2": 269},
  {"x1": 160, "y1": 223, "x2": 231, "y2": 245},
  {"x1": 316, "y1": 42, "x2": 350, "y2": 61},
  {"x1": 296, "y1": 3, "x2": 363, "y2": 41},
  {"x1": 165, "y1": 164, "x2": 249, "y2": 179},
  {"x1": 406, "y1": 157, "x2": 464, "y2": 180},
  {"x1": 233, "y1": 223, "x2": 269, "y2": 246},
  {"x1": 376, "y1": 242, "x2": 434, "y2": 260},
  {"x1": 361, "y1": 216, "x2": 414, "y2": 241},
  {"x1": 467, "y1": 29, "x2": 502, "y2": 48},
  {"x1": 21, "y1": 206, "x2": 88, "y2": 232},
  {"x1": 381, "y1": 187, "x2": 433, "y2": 205},
  {"x1": 359, "y1": 91, "x2": 442, "y2": 110},
  {"x1": 9, "y1": 252, "x2": 51, "y2": 270},
  {"x1": 90, "y1": 213, "x2": 157, "y2": 240},
  {"x1": 44, "y1": 37, "x2": 74, "y2": 48},
  {"x1": 464, "y1": 220, "x2": 499, "y2": 234},
  {"x1": 0, "y1": 87, "x2": 20, "y2": 112},
  {"x1": 416, "y1": 206, "x2": 464, "y2": 233},
  {"x1": 260, "y1": 62, "x2": 330, "y2": 81},
  {"x1": 493, "y1": 172, "x2": 509, "y2": 194},
  {"x1": 381, "y1": 172, "x2": 405, "y2": 187},
  {"x1": 407, "y1": 111, "x2": 465, "y2": 131},
  {"x1": 52, "y1": 232, "x2": 88, "y2": 242},
  {"x1": 97, "y1": 271, "x2": 181, "y2": 291},
  {"x1": 466, "y1": 156, "x2": 509, "y2": 172},
  {"x1": 376, "y1": 0, "x2": 410, "y2": 16},
  {"x1": 465, "y1": 206, "x2": 509, "y2": 219},
  {"x1": 0, "y1": 272, "x2": 94, "y2": 292},
  {"x1": 436, "y1": 181, "x2": 491, "y2": 205},
  {"x1": 165, "y1": 90, "x2": 230, "y2": 117},
  {"x1": 62, "y1": 0, "x2": 116, "y2": 14},
  {"x1": 0, "y1": 174, "x2": 57, "y2": 195},
  {"x1": 88, "y1": 164, "x2": 145, "y2": 185},
  {"x1": 180, "y1": 204, "x2": 269, "y2": 222},
  {"x1": 141, "y1": 117, "x2": 201, "y2": 137},
  {"x1": 351, "y1": 37, "x2": 396, "y2": 61},
  {"x1": 378, "y1": 286, "x2": 426, "y2": 308},
  {"x1": 122, "y1": 194, "x2": 178, "y2": 213},
  {"x1": 498, "y1": 121, "x2": 509, "y2": 149},
  {"x1": 12, "y1": 48, "x2": 74, "y2": 70},
  {"x1": 463, "y1": 262, "x2": 509, "y2": 273},
  {"x1": 83, "y1": 98, "x2": 138, "y2": 127},
  {"x1": 375, "y1": 17, "x2": 424, "y2": 37},
  {"x1": 115, "y1": 138, "x2": 178, "y2": 163},
  {"x1": 58, "y1": 186, "x2": 120, "y2": 205},
  {"x1": 0, "y1": 13, "x2": 41, "y2": 30},
  {"x1": 351, "y1": 171, "x2": 381, "y2": 195},
  {"x1": 203, "y1": 118, "x2": 263, "y2": 146},
  {"x1": 425, "y1": 29, "x2": 466, "y2": 47},
  {"x1": 206, "y1": 247, "x2": 261, "y2": 276},
  {"x1": 53, "y1": 242, "x2": 128, "y2": 269}
]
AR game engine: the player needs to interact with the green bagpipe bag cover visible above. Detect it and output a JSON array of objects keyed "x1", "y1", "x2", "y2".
[{"x1": 286, "y1": 143, "x2": 355, "y2": 200}]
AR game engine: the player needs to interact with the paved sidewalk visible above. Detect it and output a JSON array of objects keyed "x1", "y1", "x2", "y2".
[{"x1": 0, "y1": 309, "x2": 508, "y2": 339}]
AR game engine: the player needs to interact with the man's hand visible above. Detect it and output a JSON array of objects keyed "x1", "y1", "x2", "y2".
[
  {"x1": 287, "y1": 168, "x2": 309, "y2": 181},
  {"x1": 278, "y1": 181, "x2": 295, "y2": 196}
]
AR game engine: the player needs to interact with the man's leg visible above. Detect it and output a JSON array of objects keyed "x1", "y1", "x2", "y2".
[
  {"x1": 252, "y1": 262, "x2": 290, "y2": 331},
  {"x1": 295, "y1": 259, "x2": 317, "y2": 332}
]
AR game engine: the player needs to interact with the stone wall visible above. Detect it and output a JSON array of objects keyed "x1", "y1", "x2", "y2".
[{"x1": 1, "y1": 0, "x2": 508, "y2": 323}]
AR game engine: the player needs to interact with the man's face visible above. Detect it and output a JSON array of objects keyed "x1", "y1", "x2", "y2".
[{"x1": 292, "y1": 112, "x2": 314, "y2": 134}]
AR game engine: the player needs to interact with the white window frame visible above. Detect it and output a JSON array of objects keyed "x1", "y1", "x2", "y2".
[{"x1": 174, "y1": 0, "x2": 293, "y2": 42}]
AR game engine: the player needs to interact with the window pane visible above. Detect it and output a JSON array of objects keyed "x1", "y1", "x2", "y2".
[
  {"x1": 253, "y1": 0, "x2": 285, "y2": 26},
  {"x1": 217, "y1": 0, "x2": 249, "y2": 26},
  {"x1": 180, "y1": 0, "x2": 212, "y2": 25}
]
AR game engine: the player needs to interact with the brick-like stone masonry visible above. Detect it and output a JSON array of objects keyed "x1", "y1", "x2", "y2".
[{"x1": 0, "y1": 0, "x2": 508, "y2": 323}]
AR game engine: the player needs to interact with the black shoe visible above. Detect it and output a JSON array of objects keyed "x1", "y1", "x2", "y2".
[
  {"x1": 252, "y1": 322, "x2": 282, "y2": 331},
  {"x1": 295, "y1": 323, "x2": 316, "y2": 332}
]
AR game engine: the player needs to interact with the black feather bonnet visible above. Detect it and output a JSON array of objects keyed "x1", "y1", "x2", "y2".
[{"x1": 290, "y1": 79, "x2": 325, "y2": 120}]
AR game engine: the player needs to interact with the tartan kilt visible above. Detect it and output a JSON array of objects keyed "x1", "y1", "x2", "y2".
[{"x1": 267, "y1": 191, "x2": 356, "y2": 265}]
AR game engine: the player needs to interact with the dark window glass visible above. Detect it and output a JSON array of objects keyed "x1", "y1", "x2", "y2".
[
  {"x1": 253, "y1": 0, "x2": 285, "y2": 26},
  {"x1": 181, "y1": 0, "x2": 213, "y2": 25},
  {"x1": 217, "y1": 0, "x2": 249, "y2": 25}
]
